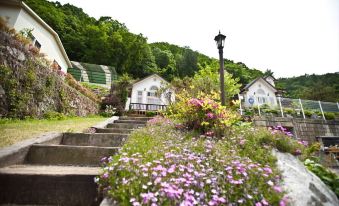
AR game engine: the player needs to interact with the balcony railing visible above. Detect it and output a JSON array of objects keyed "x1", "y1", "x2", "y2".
[{"x1": 129, "y1": 103, "x2": 167, "y2": 111}]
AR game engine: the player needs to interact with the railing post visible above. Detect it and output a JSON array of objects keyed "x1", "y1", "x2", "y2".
[
  {"x1": 238, "y1": 94, "x2": 243, "y2": 115},
  {"x1": 299, "y1": 98, "x2": 305, "y2": 119},
  {"x1": 257, "y1": 103, "x2": 261, "y2": 116},
  {"x1": 278, "y1": 97, "x2": 284, "y2": 117},
  {"x1": 318, "y1": 101, "x2": 325, "y2": 120},
  {"x1": 146, "y1": 104, "x2": 149, "y2": 111},
  {"x1": 337, "y1": 102, "x2": 339, "y2": 112}
]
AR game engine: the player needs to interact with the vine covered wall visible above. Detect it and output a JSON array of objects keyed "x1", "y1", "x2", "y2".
[{"x1": 0, "y1": 22, "x2": 98, "y2": 118}]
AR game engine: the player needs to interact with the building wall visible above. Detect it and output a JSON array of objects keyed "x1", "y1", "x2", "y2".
[
  {"x1": 253, "y1": 116, "x2": 339, "y2": 143},
  {"x1": 130, "y1": 75, "x2": 174, "y2": 105},
  {"x1": 243, "y1": 79, "x2": 277, "y2": 107},
  {"x1": 0, "y1": 4, "x2": 69, "y2": 72}
]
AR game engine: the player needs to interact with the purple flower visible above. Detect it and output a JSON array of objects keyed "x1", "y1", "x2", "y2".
[
  {"x1": 102, "y1": 173, "x2": 109, "y2": 179},
  {"x1": 263, "y1": 167, "x2": 272, "y2": 174},
  {"x1": 141, "y1": 192, "x2": 155, "y2": 203},
  {"x1": 100, "y1": 157, "x2": 107, "y2": 163}
]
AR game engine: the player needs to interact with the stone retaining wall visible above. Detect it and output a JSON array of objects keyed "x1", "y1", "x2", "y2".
[{"x1": 253, "y1": 117, "x2": 339, "y2": 142}]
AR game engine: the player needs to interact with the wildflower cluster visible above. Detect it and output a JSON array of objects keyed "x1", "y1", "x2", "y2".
[
  {"x1": 96, "y1": 120, "x2": 287, "y2": 206},
  {"x1": 267, "y1": 126, "x2": 307, "y2": 155},
  {"x1": 147, "y1": 116, "x2": 174, "y2": 127}
]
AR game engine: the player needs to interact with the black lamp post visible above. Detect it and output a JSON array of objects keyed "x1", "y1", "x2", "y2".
[{"x1": 214, "y1": 31, "x2": 226, "y2": 106}]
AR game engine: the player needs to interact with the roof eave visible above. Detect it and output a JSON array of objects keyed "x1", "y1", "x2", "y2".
[{"x1": 20, "y1": 1, "x2": 72, "y2": 68}]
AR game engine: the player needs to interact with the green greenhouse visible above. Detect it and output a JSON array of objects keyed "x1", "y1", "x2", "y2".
[{"x1": 67, "y1": 61, "x2": 118, "y2": 88}]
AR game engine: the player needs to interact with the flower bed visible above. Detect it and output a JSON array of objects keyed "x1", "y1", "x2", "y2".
[{"x1": 95, "y1": 117, "x2": 300, "y2": 206}]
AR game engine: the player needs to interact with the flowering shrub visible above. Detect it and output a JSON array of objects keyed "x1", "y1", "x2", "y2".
[
  {"x1": 166, "y1": 94, "x2": 240, "y2": 136},
  {"x1": 96, "y1": 119, "x2": 288, "y2": 206}
]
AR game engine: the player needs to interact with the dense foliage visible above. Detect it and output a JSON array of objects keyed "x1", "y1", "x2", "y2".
[
  {"x1": 276, "y1": 73, "x2": 339, "y2": 102},
  {"x1": 23, "y1": 0, "x2": 263, "y2": 82}
]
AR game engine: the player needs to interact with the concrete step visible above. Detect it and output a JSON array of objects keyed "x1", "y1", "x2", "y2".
[
  {"x1": 119, "y1": 116, "x2": 152, "y2": 121},
  {"x1": 114, "y1": 120, "x2": 147, "y2": 124},
  {"x1": 25, "y1": 144, "x2": 119, "y2": 166},
  {"x1": 106, "y1": 123, "x2": 144, "y2": 129},
  {"x1": 62, "y1": 133, "x2": 128, "y2": 147},
  {"x1": 0, "y1": 165, "x2": 101, "y2": 206},
  {"x1": 95, "y1": 128, "x2": 134, "y2": 134}
]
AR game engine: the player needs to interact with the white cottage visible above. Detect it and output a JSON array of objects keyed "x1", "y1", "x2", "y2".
[
  {"x1": 125, "y1": 74, "x2": 175, "y2": 111},
  {"x1": 240, "y1": 76, "x2": 278, "y2": 107},
  {"x1": 0, "y1": 0, "x2": 71, "y2": 72}
]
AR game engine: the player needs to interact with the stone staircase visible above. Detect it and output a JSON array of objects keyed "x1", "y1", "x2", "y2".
[{"x1": 0, "y1": 116, "x2": 150, "y2": 206}]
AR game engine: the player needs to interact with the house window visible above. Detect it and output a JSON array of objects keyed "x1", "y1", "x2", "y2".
[
  {"x1": 147, "y1": 92, "x2": 157, "y2": 97},
  {"x1": 52, "y1": 60, "x2": 61, "y2": 70},
  {"x1": 147, "y1": 85, "x2": 161, "y2": 105},
  {"x1": 34, "y1": 40, "x2": 41, "y2": 49}
]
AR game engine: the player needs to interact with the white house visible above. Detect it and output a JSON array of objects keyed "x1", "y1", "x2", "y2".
[
  {"x1": 0, "y1": 0, "x2": 72, "y2": 72},
  {"x1": 240, "y1": 76, "x2": 278, "y2": 107},
  {"x1": 125, "y1": 74, "x2": 175, "y2": 111}
]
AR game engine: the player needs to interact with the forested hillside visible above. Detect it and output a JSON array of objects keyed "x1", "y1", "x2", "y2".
[
  {"x1": 276, "y1": 73, "x2": 339, "y2": 102},
  {"x1": 22, "y1": 0, "x2": 262, "y2": 82},
  {"x1": 22, "y1": 0, "x2": 338, "y2": 102}
]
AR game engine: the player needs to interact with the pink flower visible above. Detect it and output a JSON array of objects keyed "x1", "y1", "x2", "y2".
[
  {"x1": 188, "y1": 98, "x2": 203, "y2": 107},
  {"x1": 261, "y1": 199, "x2": 269, "y2": 205},
  {"x1": 239, "y1": 139, "x2": 246, "y2": 145},
  {"x1": 294, "y1": 149, "x2": 302, "y2": 156},
  {"x1": 206, "y1": 112, "x2": 215, "y2": 119},
  {"x1": 274, "y1": 186, "x2": 283, "y2": 193},
  {"x1": 263, "y1": 167, "x2": 272, "y2": 174}
]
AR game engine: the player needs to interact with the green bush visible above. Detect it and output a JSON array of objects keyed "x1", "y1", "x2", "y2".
[
  {"x1": 304, "y1": 159, "x2": 339, "y2": 197},
  {"x1": 283, "y1": 108, "x2": 294, "y2": 115},
  {"x1": 145, "y1": 111, "x2": 157, "y2": 117},
  {"x1": 304, "y1": 110, "x2": 313, "y2": 117},
  {"x1": 324, "y1": 112, "x2": 336, "y2": 120},
  {"x1": 43, "y1": 111, "x2": 66, "y2": 120}
]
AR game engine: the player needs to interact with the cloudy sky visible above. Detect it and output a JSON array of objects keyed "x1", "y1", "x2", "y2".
[{"x1": 54, "y1": 0, "x2": 339, "y2": 78}]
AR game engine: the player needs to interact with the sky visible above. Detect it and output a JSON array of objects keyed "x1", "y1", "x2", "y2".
[{"x1": 54, "y1": 0, "x2": 339, "y2": 78}]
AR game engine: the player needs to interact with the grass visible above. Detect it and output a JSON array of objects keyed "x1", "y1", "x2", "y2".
[{"x1": 0, "y1": 116, "x2": 107, "y2": 148}]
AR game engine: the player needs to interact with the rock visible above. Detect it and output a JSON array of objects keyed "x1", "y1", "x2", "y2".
[
  {"x1": 273, "y1": 150, "x2": 339, "y2": 206},
  {"x1": 17, "y1": 50, "x2": 26, "y2": 61}
]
